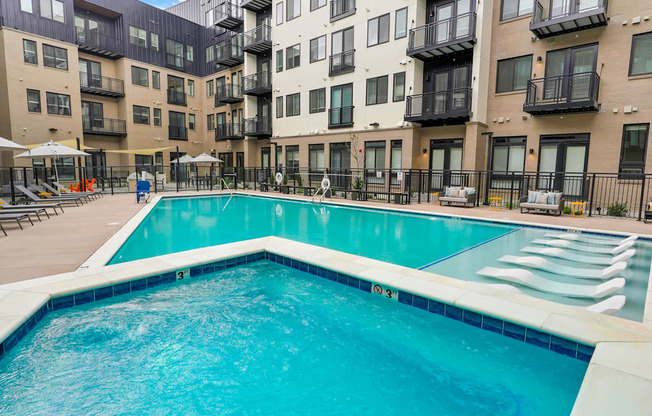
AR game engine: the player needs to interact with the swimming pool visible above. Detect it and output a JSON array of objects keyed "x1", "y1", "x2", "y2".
[
  {"x1": 0, "y1": 261, "x2": 587, "y2": 415},
  {"x1": 107, "y1": 195, "x2": 651, "y2": 321}
]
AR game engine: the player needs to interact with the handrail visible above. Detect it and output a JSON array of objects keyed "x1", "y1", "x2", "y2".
[
  {"x1": 79, "y1": 73, "x2": 124, "y2": 95},
  {"x1": 408, "y1": 12, "x2": 477, "y2": 52},
  {"x1": 243, "y1": 24, "x2": 271, "y2": 47},
  {"x1": 406, "y1": 88, "x2": 472, "y2": 118},
  {"x1": 524, "y1": 71, "x2": 600, "y2": 106},
  {"x1": 532, "y1": 0, "x2": 606, "y2": 23},
  {"x1": 329, "y1": 50, "x2": 355, "y2": 75}
]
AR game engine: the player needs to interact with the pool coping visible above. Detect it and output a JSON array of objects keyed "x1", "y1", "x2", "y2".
[{"x1": 1, "y1": 236, "x2": 652, "y2": 414}]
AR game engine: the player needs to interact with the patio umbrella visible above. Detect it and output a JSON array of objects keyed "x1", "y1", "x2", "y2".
[
  {"x1": 170, "y1": 154, "x2": 194, "y2": 164},
  {"x1": 14, "y1": 140, "x2": 89, "y2": 183},
  {"x1": 188, "y1": 153, "x2": 223, "y2": 164},
  {"x1": 0, "y1": 136, "x2": 28, "y2": 151}
]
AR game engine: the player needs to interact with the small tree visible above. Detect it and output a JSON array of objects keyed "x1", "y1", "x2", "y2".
[{"x1": 346, "y1": 133, "x2": 364, "y2": 190}]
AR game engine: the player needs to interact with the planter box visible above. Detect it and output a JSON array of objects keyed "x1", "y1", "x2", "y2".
[
  {"x1": 260, "y1": 183, "x2": 269, "y2": 192},
  {"x1": 280, "y1": 185, "x2": 290, "y2": 194},
  {"x1": 351, "y1": 190, "x2": 366, "y2": 201}
]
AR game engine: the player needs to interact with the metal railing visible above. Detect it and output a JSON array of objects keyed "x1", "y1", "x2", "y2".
[
  {"x1": 408, "y1": 12, "x2": 477, "y2": 52},
  {"x1": 242, "y1": 71, "x2": 271, "y2": 94},
  {"x1": 79, "y1": 73, "x2": 124, "y2": 96},
  {"x1": 405, "y1": 88, "x2": 472, "y2": 119},
  {"x1": 215, "y1": 36, "x2": 244, "y2": 65},
  {"x1": 74, "y1": 26, "x2": 123, "y2": 56},
  {"x1": 330, "y1": 0, "x2": 355, "y2": 20},
  {"x1": 329, "y1": 50, "x2": 355, "y2": 76},
  {"x1": 532, "y1": 0, "x2": 606, "y2": 23},
  {"x1": 328, "y1": 106, "x2": 354, "y2": 128},
  {"x1": 215, "y1": 83, "x2": 243, "y2": 103},
  {"x1": 82, "y1": 116, "x2": 126, "y2": 136},
  {"x1": 244, "y1": 116, "x2": 272, "y2": 136},
  {"x1": 213, "y1": 0, "x2": 244, "y2": 23},
  {"x1": 167, "y1": 88, "x2": 187, "y2": 106},
  {"x1": 168, "y1": 125, "x2": 188, "y2": 140},
  {"x1": 215, "y1": 121, "x2": 245, "y2": 140},
  {"x1": 524, "y1": 72, "x2": 600, "y2": 107},
  {"x1": 243, "y1": 24, "x2": 271, "y2": 48}
]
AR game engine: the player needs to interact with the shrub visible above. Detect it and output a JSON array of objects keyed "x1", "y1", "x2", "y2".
[
  {"x1": 607, "y1": 202, "x2": 627, "y2": 217},
  {"x1": 295, "y1": 174, "x2": 303, "y2": 187},
  {"x1": 282, "y1": 174, "x2": 288, "y2": 186},
  {"x1": 353, "y1": 177, "x2": 364, "y2": 190},
  {"x1": 563, "y1": 206, "x2": 572, "y2": 215}
]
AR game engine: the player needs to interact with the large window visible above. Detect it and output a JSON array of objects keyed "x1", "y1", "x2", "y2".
[
  {"x1": 390, "y1": 140, "x2": 402, "y2": 184},
  {"x1": 206, "y1": 80, "x2": 214, "y2": 97},
  {"x1": 309, "y1": 88, "x2": 326, "y2": 113},
  {"x1": 152, "y1": 71, "x2": 160, "y2": 89},
  {"x1": 27, "y1": 89, "x2": 41, "y2": 112},
  {"x1": 131, "y1": 66, "x2": 148, "y2": 87},
  {"x1": 309, "y1": 144, "x2": 325, "y2": 181},
  {"x1": 286, "y1": 44, "x2": 301, "y2": 69},
  {"x1": 206, "y1": 45, "x2": 215, "y2": 62},
  {"x1": 276, "y1": 2, "x2": 284, "y2": 25},
  {"x1": 20, "y1": 0, "x2": 33, "y2": 13},
  {"x1": 133, "y1": 105, "x2": 150, "y2": 124},
  {"x1": 501, "y1": 0, "x2": 533, "y2": 21},
  {"x1": 188, "y1": 80, "x2": 195, "y2": 96},
  {"x1": 207, "y1": 114, "x2": 215, "y2": 130},
  {"x1": 287, "y1": 0, "x2": 301, "y2": 21},
  {"x1": 368, "y1": 14, "x2": 390, "y2": 47},
  {"x1": 496, "y1": 55, "x2": 532, "y2": 93},
  {"x1": 150, "y1": 33, "x2": 159, "y2": 51},
  {"x1": 286, "y1": 93, "x2": 300, "y2": 116},
  {"x1": 310, "y1": 35, "x2": 326, "y2": 63},
  {"x1": 395, "y1": 8, "x2": 408, "y2": 39},
  {"x1": 393, "y1": 72, "x2": 405, "y2": 102},
  {"x1": 40, "y1": 0, "x2": 64, "y2": 23},
  {"x1": 619, "y1": 124, "x2": 650, "y2": 176},
  {"x1": 23, "y1": 39, "x2": 37, "y2": 64},
  {"x1": 153, "y1": 108, "x2": 162, "y2": 126},
  {"x1": 166, "y1": 39, "x2": 184, "y2": 69},
  {"x1": 311, "y1": 0, "x2": 326, "y2": 11},
  {"x1": 276, "y1": 96, "x2": 284, "y2": 118},
  {"x1": 45, "y1": 92, "x2": 71, "y2": 115},
  {"x1": 491, "y1": 137, "x2": 526, "y2": 189},
  {"x1": 365, "y1": 141, "x2": 386, "y2": 184},
  {"x1": 186, "y1": 45, "x2": 194, "y2": 62},
  {"x1": 330, "y1": 83, "x2": 353, "y2": 127},
  {"x1": 366, "y1": 75, "x2": 388, "y2": 105},
  {"x1": 129, "y1": 26, "x2": 147, "y2": 48},
  {"x1": 630, "y1": 32, "x2": 652, "y2": 76},
  {"x1": 189, "y1": 114, "x2": 196, "y2": 130},
  {"x1": 286, "y1": 145, "x2": 300, "y2": 174},
  {"x1": 42, "y1": 44, "x2": 67, "y2": 70}
]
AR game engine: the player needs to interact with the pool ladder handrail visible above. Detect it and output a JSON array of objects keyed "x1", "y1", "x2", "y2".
[
  {"x1": 312, "y1": 184, "x2": 330, "y2": 204},
  {"x1": 220, "y1": 177, "x2": 234, "y2": 210}
]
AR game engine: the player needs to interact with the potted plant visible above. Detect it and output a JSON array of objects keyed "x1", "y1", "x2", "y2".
[
  {"x1": 351, "y1": 176, "x2": 366, "y2": 201},
  {"x1": 295, "y1": 173, "x2": 303, "y2": 192},
  {"x1": 280, "y1": 174, "x2": 290, "y2": 194}
]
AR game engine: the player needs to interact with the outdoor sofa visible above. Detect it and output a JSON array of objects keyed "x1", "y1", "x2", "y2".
[
  {"x1": 439, "y1": 187, "x2": 476, "y2": 207},
  {"x1": 519, "y1": 191, "x2": 565, "y2": 216}
]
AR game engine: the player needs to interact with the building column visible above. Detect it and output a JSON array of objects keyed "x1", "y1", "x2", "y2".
[{"x1": 463, "y1": 121, "x2": 489, "y2": 171}]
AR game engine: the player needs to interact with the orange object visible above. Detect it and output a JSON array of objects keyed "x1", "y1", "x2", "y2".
[
  {"x1": 86, "y1": 178, "x2": 96, "y2": 192},
  {"x1": 70, "y1": 184, "x2": 80, "y2": 192}
]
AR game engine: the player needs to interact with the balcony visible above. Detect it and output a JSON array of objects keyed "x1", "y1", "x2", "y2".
[
  {"x1": 215, "y1": 83, "x2": 244, "y2": 105},
  {"x1": 328, "y1": 106, "x2": 354, "y2": 129},
  {"x1": 330, "y1": 0, "x2": 355, "y2": 22},
  {"x1": 215, "y1": 122, "x2": 245, "y2": 141},
  {"x1": 166, "y1": 53, "x2": 187, "y2": 71},
  {"x1": 169, "y1": 125, "x2": 188, "y2": 141},
  {"x1": 167, "y1": 88, "x2": 187, "y2": 106},
  {"x1": 75, "y1": 27, "x2": 123, "y2": 59},
  {"x1": 242, "y1": 71, "x2": 272, "y2": 96},
  {"x1": 405, "y1": 88, "x2": 472, "y2": 126},
  {"x1": 530, "y1": 0, "x2": 608, "y2": 39},
  {"x1": 523, "y1": 72, "x2": 601, "y2": 115},
  {"x1": 82, "y1": 117, "x2": 126, "y2": 137},
  {"x1": 329, "y1": 50, "x2": 355, "y2": 76},
  {"x1": 407, "y1": 12, "x2": 476, "y2": 61},
  {"x1": 242, "y1": 25, "x2": 272, "y2": 56},
  {"x1": 79, "y1": 73, "x2": 124, "y2": 98},
  {"x1": 244, "y1": 116, "x2": 272, "y2": 137},
  {"x1": 213, "y1": 1, "x2": 243, "y2": 30},
  {"x1": 240, "y1": 0, "x2": 272, "y2": 12},
  {"x1": 215, "y1": 36, "x2": 244, "y2": 67}
]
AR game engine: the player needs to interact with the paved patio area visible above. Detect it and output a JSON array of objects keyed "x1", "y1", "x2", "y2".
[{"x1": 1, "y1": 189, "x2": 650, "y2": 285}]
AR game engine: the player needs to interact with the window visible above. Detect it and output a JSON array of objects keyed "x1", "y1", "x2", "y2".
[
  {"x1": 330, "y1": 83, "x2": 353, "y2": 127},
  {"x1": 365, "y1": 141, "x2": 386, "y2": 171},
  {"x1": 207, "y1": 114, "x2": 215, "y2": 130},
  {"x1": 393, "y1": 72, "x2": 405, "y2": 102},
  {"x1": 331, "y1": 27, "x2": 354, "y2": 74},
  {"x1": 619, "y1": 124, "x2": 650, "y2": 176},
  {"x1": 287, "y1": 0, "x2": 301, "y2": 21},
  {"x1": 630, "y1": 32, "x2": 652, "y2": 76},
  {"x1": 129, "y1": 26, "x2": 147, "y2": 48},
  {"x1": 186, "y1": 45, "x2": 194, "y2": 62},
  {"x1": 20, "y1": 0, "x2": 33, "y2": 13},
  {"x1": 501, "y1": 0, "x2": 533, "y2": 21},
  {"x1": 188, "y1": 80, "x2": 195, "y2": 96},
  {"x1": 496, "y1": 55, "x2": 532, "y2": 93},
  {"x1": 276, "y1": 96, "x2": 284, "y2": 118},
  {"x1": 366, "y1": 75, "x2": 388, "y2": 105},
  {"x1": 286, "y1": 93, "x2": 300, "y2": 116},
  {"x1": 45, "y1": 92, "x2": 70, "y2": 115},
  {"x1": 276, "y1": 50, "x2": 284, "y2": 72},
  {"x1": 131, "y1": 66, "x2": 148, "y2": 87},
  {"x1": 286, "y1": 44, "x2": 301, "y2": 69},
  {"x1": 309, "y1": 88, "x2": 326, "y2": 113},
  {"x1": 42, "y1": 44, "x2": 67, "y2": 70},
  {"x1": 276, "y1": 146, "x2": 283, "y2": 169},
  {"x1": 492, "y1": 137, "x2": 526, "y2": 173},
  {"x1": 310, "y1": 0, "x2": 326, "y2": 11},
  {"x1": 27, "y1": 89, "x2": 40, "y2": 112},
  {"x1": 309, "y1": 144, "x2": 325, "y2": 181},
  {"x1": 166, "y1": 39, "x2": 184, "y2": 69},
  {"x1": 395, "y1": 8, "x2": 408, "y2": 39},
  {"x1": 189, "y1": 114, "x2": 196, "y2": 130},
  {"x1": 286, "y1": 145, "x2": 299, "y2": 174},
  {"x1": 276, "y1": 2, "x2": 284, "y2": 25},
  {"x1": 206, "y1": 45, "x2": 215, "y2": 62},
  {"x1": 368, "y1": 14, "x2": 390, "y2": 47},
  {"x1": 151, "y1": 33, "x2": 159, "y2": 52},
  {"x1": 310, "y1": 35, "x2": 326, "y2": 63},
  {"x1": 152, "y1": 71, "x2": 160, "y2": 89},
  {"x1": 40, "y1": 0, "x2": 64, "y2": 22},
  {"x1": 23, "y1": 39, "x2": 37, "y2": 64},
  {"x1": 133, "y1": 105, "x2": 150, "y2": 124},
  {"x1": 206, "y1": 80, "x2": 214, "y2": 97},
  {"x1": 153, "y1": 108, "x2": 162, "y2": 126}
]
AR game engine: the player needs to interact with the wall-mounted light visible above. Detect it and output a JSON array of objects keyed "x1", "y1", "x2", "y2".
[
  {"x1": 537, "y1": 56, "x2": 542, "y2": 63},
  {"x1": 529, "y1": 148, "x2": 535, "y2": 155},
  {"x1": 369, "y1": 122, "x2": 379, "y2": 127},
  {"x1": 49, "y1": 128, "x2": 58, "y2": 132},
  {"x1": 423, "y1": 149, "x2": 428, "y2": 154}
]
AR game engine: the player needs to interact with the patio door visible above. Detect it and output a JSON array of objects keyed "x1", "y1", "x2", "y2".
[
  {"x1": 435, "y1": 3, "x2": 453, "y2": 44},
  {"x1": 544, "y1": 44, "x2": 597, "y2": 102},
  {"x1": 330, "y1": 142, "x2": 351, "y2": 188},
  {"x1": 430, "y1": 139, "x2": 463, "y2": 190},
  {"x1": 81, "y1": 101, "x2": 104, "y2": 130},
  {"x1": 537, "y1": 135, "x2": 589, "y2": 197},
  {"x1": 330, "y1": 84, "x2": 353, "y2": 125},
  {"x1": 79, "y1": 58, "x2": 101, "y2": 88}
]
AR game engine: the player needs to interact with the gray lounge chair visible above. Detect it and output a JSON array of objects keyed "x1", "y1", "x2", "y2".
[
  {"x1": 0, "y1": 223, "x2": 5, "y2": 236},
  {"x1": 15, "y1": 185, "x2": 83, "y2": 207},
  {"x1": 0, "y1": 205, "x2": 49, "y2": 221},
  {"x1": 0, "y1": 198, "x2": 62, "y2": 215},
  {"x1": 0, "y1": 212, "x2": 34, "y2": 229},
  {"x1": 31, "y1": 184, "x2": 91, "y2": 203},
  {"x1": 40, "y1": 182, "x2": 97, "y2": 201}
]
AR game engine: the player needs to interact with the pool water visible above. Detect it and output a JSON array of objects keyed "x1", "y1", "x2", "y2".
[{"x1": 0, "y1": 262, "x2": 588, "y2": 415}]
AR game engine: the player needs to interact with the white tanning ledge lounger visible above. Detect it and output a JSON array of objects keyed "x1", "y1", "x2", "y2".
[
  {"x1": 498, "y1": 255, "x2": 626, "y2": 280},
  {"x1": 521, "y1": 246, "x2": 636, "y2": 265},
  {"x1": 544, "y1": 233, "x2": 638, "y2": 246},
  {"x1": 477, "y1": 267, "x2": 625, "y2": 299},
  {"x1": 530, "y1": 239, "x2": 635, "y2": 255}
]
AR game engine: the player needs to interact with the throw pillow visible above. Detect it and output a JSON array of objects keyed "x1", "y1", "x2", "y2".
[
  {"x1": 459, "y1": 189, "x2": 467, "y2": 199},
  {"x1": 535, "y1": 193, "x2": 549, "y2": 204},
  {"x1": 528, "y1": 190, "x2": 539, "y2": 203},
  {"x1": 449, "y1": 188, "x2": 460, "y2": 198}
]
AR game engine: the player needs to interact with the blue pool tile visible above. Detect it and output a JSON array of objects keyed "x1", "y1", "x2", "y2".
[
  {"x1": 317, "y1": 267, "x2": 327, "y2": 278},
  {"x1": 255, "y1": 252, "x2": 265, "y2": 262},
  {"x1": 551, "y1": 336, "x2": 578, "y2": 358},
  {"x1": 94, "y1": 286, "x2": 114, "y2": 301},
  {"x1": 398, "y1": 291, "x2": 413, "y2": 305},
  {"x1": 282, "y1": 256, "x2": 292, "y2": 267},
  {"x1": 3, "y1": 332, "x2": 19, "y2": 351},
  {"x1": 24, "y1": 315, "x2": 37, "y2": 332},
  {"x1": 482, "y1": 316, "x2": 503, "y2": 334},
  {"x1": 130, "y1": 278, "x2": 147, "y2": 292},
  {"x1": 445, "y1": 305, "x2": 463, "y2": 321},
  {"x1": 427, "y1": 299, "x2": 445, "y2": 315},
  {"x1": 147, "y1": 274, "x2": 165, "y2": 288},
  {"x1": 236, "y1": 256, "x2": 246, "y2": 266},
  {"x1": 307, "y1": 264, "x2": 318, "y2": 275},
  {"x1": 347, "y1": 276, "x2": 360, "y2": 289},
  {"x1": 113, "y1": 282, "x2": 131, "y2": 296},
  {"x1": 51, "y1": 295, "x2": 74, "y2": 310},
  {"x1": 525, "y1": 328, "x2": 551, "y2": 349},
  {"x1": 324, "y1": 269, "x2": 337, "y2": 281},
  {"x1": 214, "y1": 260, "x2": 227, "y2": 271},
  {"x1": 202, "y1": 263, "x2": 215, "y2": 274},
  {"x1": 462, "y1": 310, "x2": 482, "y2": 328},
  {"x1": 245, "y1": 254, "x2": 256, "y2": 264},
  {"x1": 336, "y1": 273, "x2": 348, "y2": 284},
  {"x1": 503, "y1": 322, "x2": 526, "y2": 341},
  {"x1": 160, "y1": 272, "x2": 176, "y2": 284},
  {"x1": 0, "y1": 343, "x2": 4, "y2": 360},
  {"x1": 74, "y1": 291, "x2": 94, "y2": 306},
  {"x1": 577, "y1": 344, "x2": 595, "y2": 363},
  {"x1": 189, "y1": 266, "x2": 203, "y2": 277},
  {"x1": 226, "y1": 258, "x2": 238, "y2": 268},
  {"x1": 34, "y1": 305, "x2": 47, "y2": 323},
  {"x1": 359, "y1": 280, "x2": 372, "y2": 293},
  {"x1": 299, "y1": 262, "x2": 309, "y2": 273},
  {"x1": 412, "y1": 295, "x2": 428, "y2": 310}
]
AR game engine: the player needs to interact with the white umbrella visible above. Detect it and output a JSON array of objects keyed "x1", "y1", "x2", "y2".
[
  {"x1": 0, "y1": 136, "x2": 28, "y2": 151},
  {"x1": 188, "y1": 153, "x2": 223, "y2": 164},
  {"x1": 171, "y1": 154, "x2": 193, "y2": 164},
  {"x1": 14, "y1": 140, "x2": 89, "y2": 183}
]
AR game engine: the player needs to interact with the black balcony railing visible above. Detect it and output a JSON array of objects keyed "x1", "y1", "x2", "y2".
[
  {"x1": 330, "y1": 0, "x2": 355, "y2": 21},
  {"x1": 215, "y1": 36, "x2": 244, "y2": 67},
  {"x1": 167, "y1": 88, "x2": 187, "y2": 106},
  {"x1": 405, "y1": 88, "x2": 472, "y2": 125},
  {"x1": 168, "y1": 125, "x2": 188, "y2": 140},
  {"x1": 75, "y1": 26, "x2": 123, "y2": 59},
  {"x1": 79, "y1": 73, "x2": 124, "y2": 97},
  {"x1": 524, "y1": 72, "x2": 600, "y2": 115},
  {"x1": 215, "y1": 83, "x2": 243, "y2": 105},
  {"x1": 531, "y1": 0, "x2": 608, "y2": 38},
  {"x1": 240, "y1": 0, "x2": 272, "y2": 12},
  {"x1": 213, "y1": 1, "x2": 244, "y2": 30},
  {"x1": 328, "y1": 106, "x2": 354, "y2": 129},
  {"x1": 242, "y1": 24, "x2": 272, "y2": 55},
  {"x1": 165, "y1": 53, "x2": 186, "y2": 70},
  {"x1": 244, "y1": 116, "x2": 272, "y2": 137},
  {"x1": 215, "y1": 121, "x2": 245, "y2": 141},
  {"x1": 242, "y1": 71, "x2": 271, "y2": 96},
  {"x1": 329, "y1": 50, "x2": 355, "y2": 76},
  {"x1": 407, "y1": 12, "x2": 477, "y2": 60},
  {"x1": 82, "y1": 116, "x2": 126, "y2": 136}
]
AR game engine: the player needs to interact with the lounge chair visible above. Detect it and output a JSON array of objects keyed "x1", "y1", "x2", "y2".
[
  {"x1": 0, "y1": 204, "x2": 49, "y2": 221},
  {"x1": 519, "y1": 191, "x2": 565, "y2": 216},
  {"x1": 0, "y1": 223, "x2": 5, "y2": 236},
  {"x1": 15, "y1": 185, "x2": 83, "y2": 207},
  {"x1": 530, "y1": 238, "x2": 635, "y2": 255},
  {"x1": 544, "y1": 232, "x2": 637, "y2": 246},
  {"x1": 521, "y1": 246, "x2": 635, "y2": 265},
  {"x1": 498, "y1": 255, "x2": 626, "y2": 280},
  {"x1": 0, "y1": 212, "x2": 34, "y2": 230},
  {"x1": 0, "y1": 198, "x2": 62, "y2": 215},
  {"x1": 53, "y1": 181, "x2": 103, "y2": 199},
  {"x1": 40, "y1": 182, "x2": 97, "y2": 201},
  {"x1": 32, "y1": 184, "x2": 91, "y2": 203},
  {"x1": 477, "y1": 267, "x2": 625, "y2": 299}
]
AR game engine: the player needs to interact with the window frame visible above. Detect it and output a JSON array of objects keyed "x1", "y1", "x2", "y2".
[
  {"x1": 310, "y1": 0, "x2": 326, "y2": 11},
  {"x1": 42, "y1": 44, "x2": 68, "y2": 70},
  {"x1": 629, "y1": 32, "x2": 652, "y2": 77},
  {"x1": 23, "y1": 39, "x2": 38, "y2": 64},
  {"x1": 366, "y1": 75, "x2": 389, "y2": 106},
  {"x1": 286, "y1": 44, "x2": 301, "y2": 70},
  {"x1": 27, "y1": 89, "x2": 41, "y2": 113},
  {"x1": 496, "y1": 54, "x2": 533, "y2": 93},
  {"x1": 186, "y1": 45, "x2": 194, "y2": 62},
  {"x1": 309, "y1": 88, "x2": 326, "y2": 113},
  {"x1": 129, "y1": 25, "x2": 147, "y2": 48},
  {"x1": 153, "y1": 108, "x2": 162, "y2": 126},
  {"x1": 276, "y1": 96, "x2": 284, "y2": 118},
  {"x1": 286, "y1": 145, "x2": 300, "y2": 174},
  {"x1": 286, "y1": 93, "x2": 301, "y2": 117},
  {"x1": 40, "y1": 0, "x2": 64, "y2": 23},
  {"x1": 207, "y1": 114, "x2": 215, "y2": 130},
  {"x1": 367, "y1": 13, "x2": 390, "y2": 47},
  {"x1": 131, "y1": 66, "x2": 149, "y2": 87},
  {"x1": 286, "y1": 0, "x2": 301, "y2": 21},
  {"x1": 310, "y1": 35, "x2": 326, "y2": 63},
  {"x1": 206, "y1": 45, "x2": 215, "y2": 63},
  {"x1": 276, "y1": 2, "x2": 284, "y2": 25},
  {"x1": 500, "y1": 0, "x2": 534, "y2": 21},
  {"x1": 393, "y1": 72, "x2": 406, "y2": 102},
  {"x1": 150, "y1": 33, "x2": 159, "y2": 52},
  {"x1": 152, "y1": 71, "x2": 160, "y2": 90},
  {"x1": 189, "y1": 114, "x2": 196, "y2": 130},
  {"x1": 20, "y1": 0, "x2": 33, "y2": 13},
  {"x1": 395, "y1": 7, "x2": 408, "y2": 40},
  {"x1": 45, "y1": 91, "x2": 71, "y2": 116},
  {"x1": 133, "y1": 105, "x2": 150, "y2": 125},
  {"x1": 276, "y1": 50, "x2": 284, "y2": 72},
  {"x1": 206, "y1": 80, "x2": 214, "y2": 97},
  {"x1": 619, "y1": 123, "x2": 650, "y2": 177}
]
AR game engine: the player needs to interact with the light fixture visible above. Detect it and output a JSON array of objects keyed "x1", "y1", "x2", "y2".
[
  {"x1": 369, "y1": 122, "x2": 379, "y2": 127},
  {"x1": 49, "y1": 128, "x2": 58, "y2": 132},
  {"x1": 423, "y1": 149, "x2": 427, "y2": 154},
  {"x1": 529, "y1": 148, "x2": 535, "y2": 155},
  {"x1": 537, "y1": 56, "x2": 542, "y2": 63}
]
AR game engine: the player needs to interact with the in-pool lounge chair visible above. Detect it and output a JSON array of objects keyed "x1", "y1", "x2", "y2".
[
  {"x1": 0, "y1": 212, "x2": 34, "y2": 230},
  {"x1": 0, "y1": 198, "x2": 62, "y2": 215},
  {"x1": 15, "y1": 185, "x2": 83, "y2": 207},
  {"x1": 521, "y1": 246, "x2": 636, "y2": 265},
  {"x1": 543, "y1": 232, "x2": 637, "y2": 246},
  {"x1": 498, "y1": 255, "x2": 626, "y2": 280},
  {"x1": 530, "y1": 238, "x2": 635, "y2": 255}
]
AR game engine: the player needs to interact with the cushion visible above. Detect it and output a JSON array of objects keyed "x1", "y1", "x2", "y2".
[
  {"x1": 449, "y1": 188, "x2": 460, "y2": 198},
  {"x1": 466, "y1": 187, "x2": 476, "y2": 195},
  {"x1": 547, "y1": 193, "x2": 555, "y2": 205},
  {"x1": 554, "y1": 192, "x2": 562, "y2": 205},
  {"x1": 535, "y1": 193, "x2": 549, "y2": 204},
  {"x1": 458, "y1": 189, "x2": 467, "y2": 199},
  {"x1": 528, "y1": 190, "x2": 540, "y2": 203},
  {"x1": 444, "y1": 187, "x2": 451, "y2": 197}
]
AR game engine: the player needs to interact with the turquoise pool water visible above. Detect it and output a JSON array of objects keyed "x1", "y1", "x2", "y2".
[{"x1": 0, "y1": 262, "x2": 587, "y2": 415}]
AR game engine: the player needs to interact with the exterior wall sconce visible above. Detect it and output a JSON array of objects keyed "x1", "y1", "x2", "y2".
[
  {"x1": 529, "y1": 148, "x2": 535, "y2": 155},
  {"x1": 537, "y1": 56, "x2": 542, "y2": 63},
  {"x1": 49, "y1": 128, "x2": 58, "y2": 132},
  {"x1": 423, "y1": 149, "x2": 428, "y2": 154},
  {"x1": 369, "y1": 122, "x2": 379, "y2": 127}
]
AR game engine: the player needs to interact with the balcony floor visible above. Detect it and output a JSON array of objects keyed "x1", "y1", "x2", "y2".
[
  {"x1": 407, "y1": 36, "x2": 475, "y2": 61},
  {"x1": 243, "y1": 41, "x2": 272, "y2": 56},
  {"x1": 530, "y1": 7, "x2": 608, "y2": 39},
  {"x1": 80, "y1": 87, "x2": 124, "y2": 98},
  {"x1": 241, "y1": 0, "x2": 272, "y2": 12},
  {"x1": 405, "y1": 109, "x2": 471, "y2": 127},
  {"x1": 523, "y1": 100, "x2": 600, "y2": 116},
  {"x1": 215, "y1": 17, "x2": 243, "y2": 31},
  {"x1": 77, "y1": 44, "x2": 123, "y2": 60}
]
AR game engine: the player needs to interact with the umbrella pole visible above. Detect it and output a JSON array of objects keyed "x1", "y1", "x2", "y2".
[{"x1": 53, "y1": 157, "x2": 59, "y2": 185}]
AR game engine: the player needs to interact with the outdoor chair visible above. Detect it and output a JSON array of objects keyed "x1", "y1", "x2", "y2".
[
  {"x1": 0, "y1": 197, "x2": 62, "y2": 215},
  {"x1": 519, "y1": 190, "x2": 565, "y2": 216},
  {"x1": 644, "y1": 197, "x2": 652, "y2": 224},
  {"x1": 439, "y1": 186, "x2": 476, "y2": 207},
  {"x1": 31, "y1": 184, "x2": 91, "y2": 203},
  {"x1": 45, "y1": 182, "x2": 99, "y2": 200},
  {"x1": 15, "y1": 185, "x2": 83, "y2": 207},
  {"x1": 0, "y1": 212, "x2": 34, "y2": 230},
  {"x1": 0, "y1": 203, "x2": 49, "y2": 221}
]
